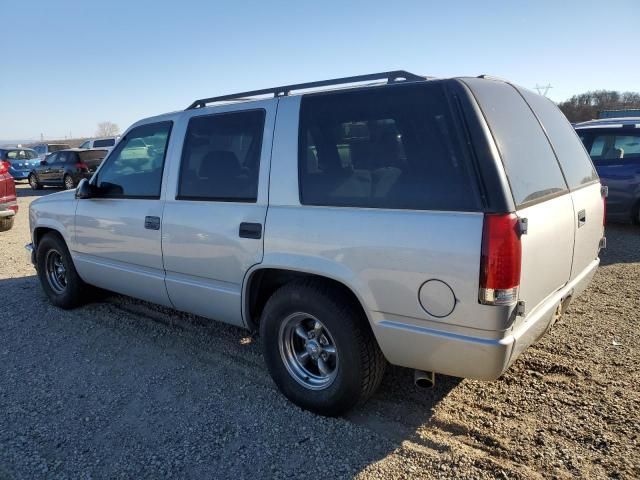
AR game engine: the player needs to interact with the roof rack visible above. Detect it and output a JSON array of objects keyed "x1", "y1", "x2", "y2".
[{"x1": 186, "y1": 70, "x2": 426, "y2": 110}]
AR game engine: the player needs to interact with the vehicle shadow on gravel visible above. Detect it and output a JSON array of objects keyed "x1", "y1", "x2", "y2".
[
  {"x1": 15, "y1": 183, "x2": 57, "y2": 198},
  {"x1": 600, "y1": 223, "x2": 640, "y2": 265},
  {"x1": 347, "y1": 366, "x2": 462, "y2": 451}
]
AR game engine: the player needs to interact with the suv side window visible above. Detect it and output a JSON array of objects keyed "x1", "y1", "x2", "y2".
[
  {"x1": 518, "y1": 88, "x2": 598, "y2": 188},
  {"x1": 298, "y1": 83, "x2": 481, "y2": 211},
  {"x1": 95, "y1": 122, "x2": 172, "y2": 198},
  {"x1": 464, "y1": 79, "x2": 568, "y2": 207},
  {"x1": 177, "y1": 110, "x2": 265, "y2": 202}
]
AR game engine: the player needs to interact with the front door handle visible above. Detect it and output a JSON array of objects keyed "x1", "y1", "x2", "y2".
[
  {"x1": 577, "y1": 209, "x2": 586, "y2": 228},
  {"x1": 144, "y1": 216, "x2": 160, "y2": 230},
  {"x1": 239, "y1": 222, "x2": 262, "y2": 239}
]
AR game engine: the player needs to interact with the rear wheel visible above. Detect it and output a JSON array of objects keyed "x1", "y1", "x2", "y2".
[
  {"x1": 0, "y1": 216, "x2": 14, "y2": 232},
  {"x1": 29, "y1": 173, "x2": 42, "y2": 190},
  {"x1": 260, "y1": 280, "x2": 386, "y2": 416},
  {"x1": 63, "y1": 174, "x2": 75, "y2": 190},
  {"x1": 36, "y1": 233, "x2": 87, "y2": 309}
]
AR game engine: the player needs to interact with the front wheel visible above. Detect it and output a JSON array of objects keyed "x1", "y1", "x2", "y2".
[
  {"x1": 29, "y1": 173, "x2": 42, "y2": 190},
  {"x1": 260, "y1": 280, "x2": 386, "y2": 416},
  {"x1": 36, "y1": 233, "x2": 87, "y2": 309}
]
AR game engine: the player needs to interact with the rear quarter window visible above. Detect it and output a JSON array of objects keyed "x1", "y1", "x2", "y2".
[
  {"x1": 298, "y1": 82, "x2": 481, "y2": 211},
  {"x1": 463, "y1": 78, "x2": 568, "y2": 207},
  {"x1": 93, "y1": 139, "x2": 115, "y2": 148},
  {"x1": 518, "y1": 88, "x2": 598, "y2": 188}
]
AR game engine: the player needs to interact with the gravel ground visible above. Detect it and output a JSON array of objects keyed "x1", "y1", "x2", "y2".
[{"x1": 1, "y1": 184, "x2": 638, "y2": 479}]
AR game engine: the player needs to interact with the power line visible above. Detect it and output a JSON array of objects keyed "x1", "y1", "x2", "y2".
[{"x1": 535, "y1": 84, "x2": 553, "y2": 97}]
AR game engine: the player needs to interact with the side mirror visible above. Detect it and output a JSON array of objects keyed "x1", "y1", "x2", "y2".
[
  {"x1": 75, "y1": 178, "x2": 94, "y2": 199},
  {"x1": 40, "y1": 160, "x2": 48, "y2": 166}
]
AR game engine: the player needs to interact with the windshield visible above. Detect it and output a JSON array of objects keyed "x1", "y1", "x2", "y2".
[{"x1": 7, "y1": 149, "x2": 39, "y2": 160}]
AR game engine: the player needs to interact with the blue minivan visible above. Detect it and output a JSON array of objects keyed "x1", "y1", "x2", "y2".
[{"x1": 576, "y1": 118, "x2": 640, "y2": 224}]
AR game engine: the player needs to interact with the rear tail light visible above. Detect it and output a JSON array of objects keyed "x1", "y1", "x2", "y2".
[
  {"x1": 0, "y1": 161, "x2": 9, "y2": 175},
  {"x1": 8, "y1": 204, "x2": 18, "y2": 213},
  {"x1": 479, "y1": 213, "x2": 522, "y2": 305},
  {"x1": 75, "y1": 162, "x2": 89, "y2": 171}
]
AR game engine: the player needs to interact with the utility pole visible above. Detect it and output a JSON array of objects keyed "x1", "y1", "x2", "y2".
[{"x1": 535, "y1": 84, "x2": 553, "y2": 97}]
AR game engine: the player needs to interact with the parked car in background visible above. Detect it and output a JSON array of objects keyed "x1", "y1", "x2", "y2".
[
  {"x1": 575, "y1": 117, "x2": 640, "y2": 224},
  {"x1": 31, "y1": 143, "x2": 71, "y2": 161},
  {"x1": 26, "y1": 71, "x2": 605, "y2": 415},
  {"x1": 0, "y1": 147, "x2": 41, "y2": 180},
  {"x1": 0, "y1": 159, "x2": 18, "y2": 232},
  {"x1": 79, "y1": 137, "x2": 119, "y2": 149},
  {"x1": 28, "y1": 148, "x2": 108, "y2": 190}
]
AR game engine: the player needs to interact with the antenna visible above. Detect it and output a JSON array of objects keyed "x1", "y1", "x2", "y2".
[{"x1": 534, "y1": 83, "x2": 553, "y2": 97}]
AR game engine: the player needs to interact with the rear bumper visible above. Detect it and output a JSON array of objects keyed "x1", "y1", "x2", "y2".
[
  {"x1": 10, "y1": 172, "x2": 30, "y2": 180},
  {"x1": 371, "y1": 258, "x2": 600, "y2": 380},
  {"x1": 0, "y1": 200, "x2": 18, "y2": 217}
]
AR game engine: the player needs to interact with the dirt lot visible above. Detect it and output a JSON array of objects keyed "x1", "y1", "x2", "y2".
[{"x1": 1, "y1": 184, "x2": 638, "y2": 479}]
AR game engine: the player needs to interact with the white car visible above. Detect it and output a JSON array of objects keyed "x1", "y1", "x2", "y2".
[{"x1": 78, "y1": 137, "x2": 119, "y2": 150}]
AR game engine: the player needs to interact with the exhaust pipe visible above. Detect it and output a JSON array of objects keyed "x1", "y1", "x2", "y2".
[{"x1": 414, "y1": 370, "x2": 435, "y2": 389}]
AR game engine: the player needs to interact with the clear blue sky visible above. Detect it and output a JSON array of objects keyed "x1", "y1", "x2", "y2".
[{"x1": 1, "y1": 0, "x2": 638, "y2": 140}]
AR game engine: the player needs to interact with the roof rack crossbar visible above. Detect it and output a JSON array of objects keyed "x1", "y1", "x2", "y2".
[{"x1": 186, "y1": 70, "x2": 425, "y2": 110}]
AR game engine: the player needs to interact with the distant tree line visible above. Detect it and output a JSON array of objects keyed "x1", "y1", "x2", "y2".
[{"x1": 558, "y1": 90, "x2": 640, "y2": 123}]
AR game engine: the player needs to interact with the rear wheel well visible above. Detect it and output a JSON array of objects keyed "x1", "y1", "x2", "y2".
[{"x1": 245, "y1": 269, "x2": 369, "y2": 332}]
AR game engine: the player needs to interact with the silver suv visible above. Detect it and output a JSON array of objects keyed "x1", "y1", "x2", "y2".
[{"x1": 27, "y1": 71, "x2": 605, "y2": 415}]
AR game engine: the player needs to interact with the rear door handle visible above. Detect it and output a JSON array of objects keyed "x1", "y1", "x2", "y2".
[
  {"x1": 239, "y1": 222, "x2": 262, "y2": 239},
  {"x1": 144, "y1": 216, "x2": 160, "y2": 230},
  {"x1": 577, "y1": 209, "x2": 586, "y2": 227}
]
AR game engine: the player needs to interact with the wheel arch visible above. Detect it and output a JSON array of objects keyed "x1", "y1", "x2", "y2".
[{"x1": 242, "y1": 266, "x2": 373, "y2": 333}]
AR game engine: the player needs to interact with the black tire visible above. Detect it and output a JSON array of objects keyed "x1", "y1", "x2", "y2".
[
  {"x1": 260, "y1": 279, "x2": 386, "y2": 416},
  {"x1": 0, "y1": 216, "x2": 14, "y2": 232},
  {"x1": 36, "y1": 233, "x2": 87, "y2": 309},
  {"x1": 63, "y1": 174, "x2": 75, "y2": 190},
  {"x1": 29, "y1": 173, "x2": 42, "y2": 190}
]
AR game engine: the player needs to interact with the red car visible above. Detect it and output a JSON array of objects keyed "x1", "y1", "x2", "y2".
[{"x1": 0, "y1": 158, "x2": 18, "y2": 232}]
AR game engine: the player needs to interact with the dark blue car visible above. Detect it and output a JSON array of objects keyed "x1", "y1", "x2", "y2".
[
  {"x1": 0, "y1": 147, "x2": 41, "y2": 181},
  {"x1": 576, "y1": 118, "x2": 640, "y2": 224}
]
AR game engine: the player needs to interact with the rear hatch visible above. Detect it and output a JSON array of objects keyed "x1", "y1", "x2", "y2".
[
  {"x1": 463, "y1": 78, "x2": 603, "y2": 315},
  {"x1": 78, "y1": 149, "x2": 108, "y2": 172}
]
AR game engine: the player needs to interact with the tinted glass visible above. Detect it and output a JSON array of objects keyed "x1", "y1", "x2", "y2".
[
  {"x1": 519, "y1": 88, "x2": 598, "y2": 188},
  {"x1": 48, "y1": 144, "x2": 70, "y2": 153},
  {"x1": 464, "y1": 79, "x2": 567, "y2": 207},
  {"x1": 298, "y1": 83, "x2": 481, "y2": 210},
  {"x1": 178, "y1": 110, "x2": 265, "y2": 201},
  {"x1": 96, "y1": 122, "x2": 171, "y2": 197},
  {"x1": 79, "y1": 141, "x2": 90, "y2": 149},
  {"x1": 93, "y1": 138, "x2": 115, "y2": 147}
]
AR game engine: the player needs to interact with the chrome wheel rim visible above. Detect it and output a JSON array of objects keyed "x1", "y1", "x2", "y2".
[
  {"x1": 64, "y1": 176, "x2": 74, "y2": 189},
  {"x1": 29, "y1": 175, "x2": 37, "y2": 188},
  {"x1": 45, "y1": 249, "x2": 67, "y2": 294},
  {"x1": 278, "y1": 313, "x2": 339, "y2": 390}
]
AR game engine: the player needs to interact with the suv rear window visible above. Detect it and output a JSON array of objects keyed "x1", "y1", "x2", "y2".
[
  {"x1": 579, "y1": 130, "x2": 640, "y2": 162},
  {"x1": 464, "y1": 79, "x2": 568, "y2": 207},
  {"x1": 518, "y1": 88, "x2": 598, "y2": 188},
  {"x1": 93, "y1": 138, "x2": 116, "y2": 148},
  {"x1": 298, "y1": 83, "x2": 481, "y2": 211}
]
